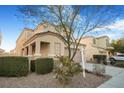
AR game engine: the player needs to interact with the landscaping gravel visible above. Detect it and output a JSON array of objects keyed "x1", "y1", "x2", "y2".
[{"x1": 0, "y1": 72, "x2": 110, "y2": 88}]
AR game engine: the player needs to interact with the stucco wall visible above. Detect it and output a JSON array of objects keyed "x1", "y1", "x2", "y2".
[
  {"x1": 15, "y1": 29, "x2": 33, "y2": 55},
  {"x1": 80, "y1": 36, "x2": 108, "y2": 61},
  {"x1": 96, "y1": 37, "x2": 109, "y2": 48},
  {"x1": 35, "y1": 23, "x2": 56, "y2": 34},
  {"x1": 14, "y1": 23, "x2": 85, "y2": 63},
  {"x1": 36, "y1": 34, "x2": 65, "y2": 57}
]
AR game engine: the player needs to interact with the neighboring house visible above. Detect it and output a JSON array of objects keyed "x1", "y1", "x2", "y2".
[
  {"x1": 10, "y1": 49, "x2": 16, "y2": 55},
  {"x1": 13, "y1": 23, "x2": 85, "y2": 62},
  {"x1": 0, "y1": 48, "x2": 5, "y2": 55},
  {"x1": 0, "y1": 31, "x2": 5, "y2": 55},
  {"x1": 80, "y1": 36, "x2": 112, "y2": 61}
]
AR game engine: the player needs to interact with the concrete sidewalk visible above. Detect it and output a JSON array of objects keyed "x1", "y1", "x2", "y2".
[{"x1": 85, "y1": 63, "x2": 124, "y2": 88}]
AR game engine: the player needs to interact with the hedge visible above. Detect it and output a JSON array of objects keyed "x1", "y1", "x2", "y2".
[
  {"x1": 0, "y1": 56, "x2": 29, "y2": 77},
  {"x1": 35, "y1": 58, "x2": 54, "y2": 74}
]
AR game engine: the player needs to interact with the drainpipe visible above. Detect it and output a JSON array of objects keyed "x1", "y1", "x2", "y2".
[{"x1": 81, "y1": 46, "x2": 86, "y2": 78}]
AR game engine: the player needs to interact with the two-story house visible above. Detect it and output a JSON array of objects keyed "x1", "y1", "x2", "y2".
[
  {"x1": 12, "y1": 23, "x2": 85, "y2": 62},
  {"x1": 80, "y1": 36, "x2": 112, "y2": 61}
]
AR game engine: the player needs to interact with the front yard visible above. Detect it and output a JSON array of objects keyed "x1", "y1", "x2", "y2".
[
  {"x1": 0, "y1": 72, "x2": 110, "y2": 88},
  {"x1": 0, "y1": 56, "x2": 111, "y2": 88}
]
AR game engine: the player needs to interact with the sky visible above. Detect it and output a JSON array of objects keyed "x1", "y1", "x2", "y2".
[
  {"x1": 1, "y1": 5, "x2": 124, "y2": 52},
  {"x1": 0, "y1": 6, "x2": 25, "y2": 52}
]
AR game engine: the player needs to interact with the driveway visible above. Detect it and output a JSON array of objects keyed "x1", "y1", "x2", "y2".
[
  {"x1": 0, "y1": 72, "x2": 109, "y2": 88},
  {"x1": 85, "y1": 63, "x2": 124, "y2": 88}
]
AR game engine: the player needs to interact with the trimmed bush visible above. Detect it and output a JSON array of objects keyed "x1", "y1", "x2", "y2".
[
  {"x1": 35, "y1": 58, "x2": 54, "y2": 74},
  {"x1": 0, "y1": 56, "x2": 29, "y2": 77}
]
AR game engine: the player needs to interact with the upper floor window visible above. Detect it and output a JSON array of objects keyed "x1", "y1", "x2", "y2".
[
  {"x1": 106, "y1": 39, "x2": 109, "y2": 46},
  {"x1": 117, "y1": 55, "x2": 124, "y2": 57}
]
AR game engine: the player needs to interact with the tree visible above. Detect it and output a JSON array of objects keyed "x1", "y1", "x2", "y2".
[
  {"x1": 111, "y1": 39, "x2": 124, "y2": 53},
  {"x1": 17, "y1": 5, "x2": 122, "y2": 85},
  {"x1": 17, "y1": 5, "x2": 120, "y2": 62}
]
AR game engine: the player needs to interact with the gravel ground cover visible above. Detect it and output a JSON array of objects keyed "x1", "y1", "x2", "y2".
[{"x1": 0, "y1": 72, "x2": 110, "y2": 88}]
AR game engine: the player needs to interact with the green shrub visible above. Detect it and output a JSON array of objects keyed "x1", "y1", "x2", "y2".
[
  {"x1": 54, "y1": 56, "x2": 82, "y2": 85},
  {"x1": 35, "y1": 58, "x2": 54, "y2": 74},
  {"x1": 0, "y1": 56, "x2": 29, "y2": 77}
]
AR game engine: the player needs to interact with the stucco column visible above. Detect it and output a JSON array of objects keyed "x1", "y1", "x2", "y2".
[
  {"x1": 28, "y1": 45, "x2": 32, "y2": 57},
  {"x1": 24, "y1": 48, "x2": 27, "y2": 56},
  {"x1": 34, "y1": 41, "x2": 41, "y2": 57}
]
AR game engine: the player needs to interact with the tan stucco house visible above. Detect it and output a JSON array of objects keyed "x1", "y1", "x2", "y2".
[
  {"x1": 80, "y1": 36, "x2": 112, "y2": 61},
  {"x1": 13, "y1": 23, "x2": 85, "y2": 62}
]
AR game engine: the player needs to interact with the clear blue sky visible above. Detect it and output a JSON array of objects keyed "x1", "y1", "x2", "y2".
[
  {"x1": 0, "y1": 5, "x2": 26, "y2": 52},
  {"x1": 0, "y1": 5, "x2": 124, "y2": 52}
]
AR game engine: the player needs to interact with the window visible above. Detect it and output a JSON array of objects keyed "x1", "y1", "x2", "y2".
[
  {"x1": 54, "y1": 43, "x2": 61, "y2": 56},
  {"x1": 93, "y1": 39, "x2": 96, "y2": 44},
  {"x1": 117, "y1": 55, "x2": 124, "y2": 57},
  {"x1": 106, "y1": 39, "x2": 109, "y2": 46}
]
